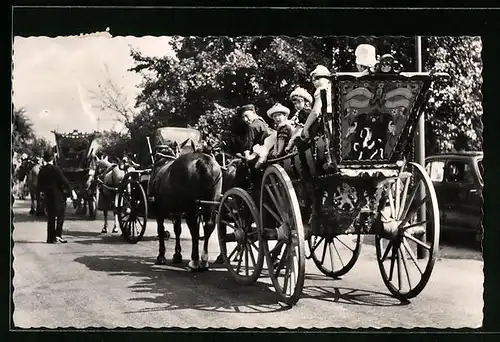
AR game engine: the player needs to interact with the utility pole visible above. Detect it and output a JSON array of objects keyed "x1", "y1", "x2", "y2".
[{"x1": 415, "y1": 36, "x2": 428, "y2": 259}]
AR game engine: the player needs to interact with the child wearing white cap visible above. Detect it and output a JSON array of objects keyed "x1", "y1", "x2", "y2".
[{"x1": 244, "y1": 103, "x2": 295, "y2": 168}]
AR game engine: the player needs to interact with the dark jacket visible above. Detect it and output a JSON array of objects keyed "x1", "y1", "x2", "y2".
[
  {"x1": 37, "y1": 164, "x2": 72, "y2": 213},
  {"x1": 290, "y1": 107, "x2": 311, "y2": 126},
  {"x1": 243, "y1": 116, "x2": 271, "y2": 151}
]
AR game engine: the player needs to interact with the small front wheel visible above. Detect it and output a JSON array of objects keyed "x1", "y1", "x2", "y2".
[
  {"x1": 117, "y1": 177, "x2": 148, "y2": 244},
  {"x1": 217, "y1": 187, "x2": 264, "y2": 285},
  {"x1": 307, "y1": 233, "x2": 363, "y2": 278}
]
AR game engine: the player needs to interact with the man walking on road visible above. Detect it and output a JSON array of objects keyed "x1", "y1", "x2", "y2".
[{"x1": 37, "y1": 150, "x2": 76, "y2": 244}]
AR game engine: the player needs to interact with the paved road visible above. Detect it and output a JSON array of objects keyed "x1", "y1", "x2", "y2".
[{"x1": 11, "y1": 200, "x2": 483, "y2": 329}]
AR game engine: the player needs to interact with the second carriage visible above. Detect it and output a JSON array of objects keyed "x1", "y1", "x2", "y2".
[
  {"x1": 53, "y1": 129, "x2": 99, "y2": 220},
  {"x1": 115, "y1": 127, "x2": 204, "y2": 243}
]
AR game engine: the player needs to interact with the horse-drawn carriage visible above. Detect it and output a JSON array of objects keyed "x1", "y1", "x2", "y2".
[
  {"x1": 214, "y1": 56, "x2": 447, "y2": 305},
  {"x1": 114, "y1": 127, "x2": 203, "y2": 243},
  {"x1": 116, "y1": 54, "x2": 447, "y2": 306},
  {"x1": 53, "y1": 129, "x2": 99, "y2": 220}
]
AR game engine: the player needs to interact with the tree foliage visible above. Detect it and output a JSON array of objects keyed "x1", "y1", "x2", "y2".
[
  {"x1": 95, "y1": 130, "x2": 131, "y2": 160},
  {"x1": 12, "y1": 107, "x2": 54, "y2": 157},
  {"x1": 125, "y1": 35, "x2": 483, "y2": 156}
]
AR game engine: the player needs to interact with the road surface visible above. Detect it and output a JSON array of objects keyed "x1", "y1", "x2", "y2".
[{"x1": 11, "y1": 200, "x2": 483, "y2": 329}]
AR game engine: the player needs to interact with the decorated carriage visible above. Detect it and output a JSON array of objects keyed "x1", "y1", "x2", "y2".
[
  {"x1": 214, "y1": 54, "x2": 448, "y2": 305},
  {"x1": 115, "y1": 127, "x2": 203, "y2": 243},
  {"x1": 53, "y1": 129, "x2": 99, "y2": 220}
]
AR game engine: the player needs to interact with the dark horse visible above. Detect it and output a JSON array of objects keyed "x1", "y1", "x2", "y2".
[{"x1": 152, "y1": 141, "x2": 223, "y2": 271}]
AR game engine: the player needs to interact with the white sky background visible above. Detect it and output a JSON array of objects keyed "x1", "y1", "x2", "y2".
[{"x1": 12, "y1": 34, "x2": 175, "y2": 143}]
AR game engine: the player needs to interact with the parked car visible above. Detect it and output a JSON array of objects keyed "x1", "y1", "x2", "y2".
[{"x1": 425, "y1": 152, "x2": 483, "y2": 242}]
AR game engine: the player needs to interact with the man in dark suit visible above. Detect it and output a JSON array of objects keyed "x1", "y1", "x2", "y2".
[{"x1": 37, "y1": 150, "x2": 76, "y2": 243}]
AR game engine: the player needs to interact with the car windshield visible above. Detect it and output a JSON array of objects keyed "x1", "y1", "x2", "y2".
[{"x1": 477, "y1": 158, "x2": 483, "y2": 183}]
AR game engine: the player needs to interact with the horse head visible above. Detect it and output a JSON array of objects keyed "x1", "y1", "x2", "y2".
[{"x1": 180, "y1": 138, "x2": 197, "y2": 155}]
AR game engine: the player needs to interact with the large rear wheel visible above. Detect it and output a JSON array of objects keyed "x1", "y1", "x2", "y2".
[
  {"x1": 259, "y1": 164, "x2": 306, "y2": 306},
  {"x1": 375, "y1": 162, "x2": 440, "y2": 300}
]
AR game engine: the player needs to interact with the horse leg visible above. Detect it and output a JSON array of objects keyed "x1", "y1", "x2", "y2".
[
  {"x1": 155, "y1": 216, "x2": 168, "y2": 265},
  {"x1": 35, "y1": 190, "x2": 44, "y2": 216},
  {"x1": 112, "y1": 207, "x2": 119, "y2": 234},
  {"x1": 29, "y1": 193, "x2": 35, "y2": 215},
  {"x1": 172, "y1": 216, "x2": 183, "y2": 264},
  {"x1": 186, "y1": 211, "x2": 201, "y2": 271},
  {"x1": 101, "y1": 210, "x2": 108, "y2": 233},
  {"x1": 200, "y1": 211, "x2": 216, "y2": 271}
]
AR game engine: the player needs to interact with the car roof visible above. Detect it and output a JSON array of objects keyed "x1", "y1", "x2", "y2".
[{"x1": 426, "y1": 151, "x2": 483, "y2": 161}]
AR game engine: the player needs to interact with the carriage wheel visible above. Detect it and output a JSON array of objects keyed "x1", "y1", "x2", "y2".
[
  {"x1": 117, "y1": 178, "x2": 148, "y2": 244},
  {"x1": 217, "y1": 187, "x2": 264, "y2": 285},
  {"x1": 307, "y1": 233, "x2": 363, "y2": 278},
  {"x1": 375, "y1": 162, "x2": 440, "y2": 300},
  {"x1": 259, "y1": 164, "x2": 306, "y2": 306}
]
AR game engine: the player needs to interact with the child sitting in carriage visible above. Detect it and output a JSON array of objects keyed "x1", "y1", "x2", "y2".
[{"x1": 244, "y1": 103, "x2": 299, "y2": 168}]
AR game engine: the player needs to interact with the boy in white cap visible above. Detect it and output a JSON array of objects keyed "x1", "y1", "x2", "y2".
[
  {"x1": 355, "y1": 43, "x2": 377, "y2": 72},
  {"x1": 244, "y1": 103, "x2": 294, "y2": 168}
]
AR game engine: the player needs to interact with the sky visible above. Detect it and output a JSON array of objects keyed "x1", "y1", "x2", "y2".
[{"x1": 12, "y1": 32, "x2": 175, "y2": 143}]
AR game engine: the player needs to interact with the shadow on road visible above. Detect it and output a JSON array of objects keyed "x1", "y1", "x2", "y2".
[
  {"x1": 74, "y1": 254, "x2": 290, "y2": 314},
  {"x1": 12, "y1": 211, "x2": 45, "y2": 224},
  {"x1": 301, "y1": 285, "x2": 409, "y2": 307},
  {"x1": 71, "y1": 234, "x2": 189, "y2": 245}
]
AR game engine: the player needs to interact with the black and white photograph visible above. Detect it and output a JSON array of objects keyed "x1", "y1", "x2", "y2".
[{"x1": 11, "y1": 14, "x2": 484, "y2": 329}]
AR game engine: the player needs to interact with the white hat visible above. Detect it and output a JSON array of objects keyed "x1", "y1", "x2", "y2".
[
  {"x1": 289, "y1": 87, "x2": 313, "y2": 104},
  {"x1": 21, "y1": 153, "x2": 28, "y2": 160},
  {"x1": 355, "y1": 44, "x2": 377, "y2": 67},
  {"x1": 267, "y1": 103, "x2": 290, "y2": 118},
  {"x1": 310, "y1": 65, "x2": 331, "y2": 78}
]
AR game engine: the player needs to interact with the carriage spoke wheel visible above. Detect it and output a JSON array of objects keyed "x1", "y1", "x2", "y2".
[
  {"x1": 307, "y1": 233, "x2": 363, "y2": 278},
  {"x1": 217, "y1": 188, "x2": 264, "y2": 285},
  {"x1": 117, "y1": 178, "x2": 148, "y2": 244},
  {"x1": 260, "y1": 165, "x2": 305, "y2": 306},
  {"x1": 375, "y1": 162, "x2": 440, "y2": 300}
]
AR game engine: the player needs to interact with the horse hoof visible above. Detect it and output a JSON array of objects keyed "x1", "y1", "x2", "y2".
[
  {"x1": 101, "y1": 228, "x2": 107, "y2": 234},
  {"x1": 186, "y1": 260, "x2": 202, "y2": 272},
  {"x1": 29, "y1": 210, "x2": 35, "y2": 215},
  {"x1": 112, "y1": 228, "x2": 119, "y2": 234},
  {"x1": 214, "y1": 255, "x2": 225, "y2": 264},
  {"x1": 199, "y1": 261, "x2": 209, "y2": 271},
  {"x1": 155, "y1": 256, "x2": 167, "y2": 265},
  {"x1": 172, "y1": 253, "x2": 182, "y2": 264}
]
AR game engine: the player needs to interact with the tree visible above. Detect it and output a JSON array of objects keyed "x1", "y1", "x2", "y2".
[
  {"x1": 88, "y1": 63, "x2": 136, "y2": 127},
  {"x1": 128, "y1": 36, "x2": 483, "y2": 155},
  {"x1": 12, "y1": 107, "x2": 35, "y2": 152},
  {"x1": 95, "y1": 130, "x2": 131, "y2": 160},
  {"x1": 423, "y1": 36, "x2": 483, "y2": 154},
  {"x1": 30, "y1": 136, "x2": 53, "y2": 157}
]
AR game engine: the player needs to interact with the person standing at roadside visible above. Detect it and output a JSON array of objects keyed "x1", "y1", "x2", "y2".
[{"x1": 37, "y1": 150, "x2": 77, "y2": 243}]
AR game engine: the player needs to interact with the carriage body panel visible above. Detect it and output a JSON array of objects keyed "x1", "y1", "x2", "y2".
[
  {"x1": 280, "y1": 67, "x2": 446, "y2": 237},
  {"x1": 332, "y1": 72, "x2": 432, "y2": 167},
  {"x1": 53, "y1": 130, "x2": 99, "y2": 214}
]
